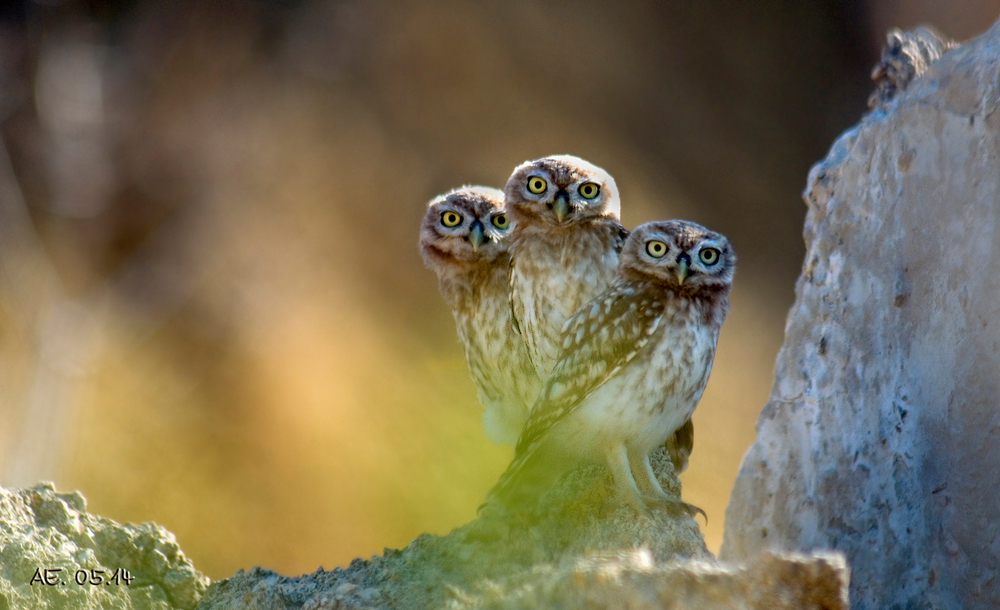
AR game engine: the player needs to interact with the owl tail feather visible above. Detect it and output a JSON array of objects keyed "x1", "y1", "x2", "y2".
[
  {"x1": 478, "y1": 441, "x2": 565, "y2": 514},
  {"x1": 665, "y1": 417, "x2": 694, "y2": 475}
]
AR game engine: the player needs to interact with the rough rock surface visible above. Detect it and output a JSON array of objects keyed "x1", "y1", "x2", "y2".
[
  {"x1": 0, "y1": 482, "x2": 209, "y2": 610},
  {"x1": 196, "y1": 449, "x2": 848, "y2": 609},
  {"x1": 196, "y1": 448, "x2": 712, "y2": 610},
  {"x1": 446, "y1": 551, "x2": 848, "y2": 610},
  {"x1": 868, "y1": 25, "x2": 956, "y2": 109},
  {"x1": 723, "y1": 17, "x2": 1000, "y2": 610},
  {"x1": 198, "y1": 551, "x2": 847, "y2": 610}
]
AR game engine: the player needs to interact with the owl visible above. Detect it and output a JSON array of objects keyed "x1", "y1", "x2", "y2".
[
  {"x1": 504, "y1": 155, "x2": 695, "y2": 474},
  {"x1": 419, "y1": 186, "x2": 541, "y2": 445},
  {"x1": 504, "y1": 154, "x2": 627, "y2": 379},
  {"x1": 483, "y1": 219, "x2": 735, "y2": 515}
]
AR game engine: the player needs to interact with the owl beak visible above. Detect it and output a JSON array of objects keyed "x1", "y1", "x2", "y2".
[
  {"x1": 553, "y1": 192, "x2": 571, "y2": 222},
  {"x1": 675, "y1": 254, "x2": 690, "y2": 284},
  {"x1": 468, "y1": 221, "x2": 486, "y2": 251}
]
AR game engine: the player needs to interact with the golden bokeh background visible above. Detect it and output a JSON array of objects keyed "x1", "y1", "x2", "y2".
[{"x1": 1, "y1": 0, "x2": 997, "y2": 579}]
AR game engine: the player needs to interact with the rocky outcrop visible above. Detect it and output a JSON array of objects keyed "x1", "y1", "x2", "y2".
[
  {"x1": 194, "y1": 447, "x2": 848, "y2": 609},
  {"x1": 191, "y1": 447, "x2": 848, "y2": 609},
  {"x1": 722, "y1": 19, "x2": 1000, "y2": 610},
  {"x1": 0, "y1": 466, "x2": 848, "y2": 609},
  {"x1": 0, "y1": 453, "x2": 849, "y2": 609},
  {"x1": 453, "y1": 551, "x2": 847, "y2": 610},
  {"x1": 0, "y1": 482, "x2": 208, "y2": 610},
  {"x1": 199, "y1": 551, "x2": 847, "y2": 610},
  {"x1": 867, "y1": 25, "x2": 956, "y2": 109},
  {"x1": 196, "y1": 448, "x2": 714, "y2": 610}
]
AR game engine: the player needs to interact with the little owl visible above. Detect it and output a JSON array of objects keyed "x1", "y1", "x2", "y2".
[
  {"x1": 483, "y1": 219, "x2": 735, "y2": 515},
  {"x1": 419, "y1": 186, "x2": 541, "y2": 445},
  {"x1": 504, "y1": 155, "x2": 695, "y2": 473}
]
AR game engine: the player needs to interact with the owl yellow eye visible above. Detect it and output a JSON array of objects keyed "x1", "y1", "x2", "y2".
[
  {"x1": 492, "y1": 213, "x2": 510, "y2": 229},
  {"x1": 578, "y1": 182, "x2": 600, "y2": 199},
  {"x1": 646, "y1": 240, "x2": 668, "y2": 258},
  {"x1": 441, "y1": 211, "x2": 463, "y2": 227},
  {"x1": 699, "y1": 247, "x2": 721, "y2": 265},
  {"x1": 527, "y1": 176, "x2": 547, "y2": 194}
]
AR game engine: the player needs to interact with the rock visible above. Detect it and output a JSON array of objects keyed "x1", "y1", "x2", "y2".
[
  {"x1": 867, "y1": 25, "x2": 956, "y2": 109},
  {"x1": 722, "y1": 16, "x2": 1000, "y2": 610},
  {"x1": 452, "y1": 550, "x2": 848, "y2": 610},
  {"x1": 0, "y1": 482, "x2": 209, "y2": 610},
  {"x1": 196, "y1": 448, "x2": 712, "y2": 610},
  {"x1": 196, "y1": 448, "x2": 848, "y2": 609}
]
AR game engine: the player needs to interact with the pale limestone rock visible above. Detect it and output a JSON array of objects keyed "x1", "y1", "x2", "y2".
[
  {"x1": 448, "y1": 551, "x2": 848, "y2": 610},
  {"x1": 196, "y1": 448, "x2": 712, "y2": 610},
  {"x1": 722, "y1": 18, "x2": 1000, "y2": 610},
  {"x1": 868, "y1": 25, "x2": 956, "y2": 109},
  {"x1": 196, "y1": 449, "x2": 847, "y2": 609},
  {"x1": 0, "y1": 482, "x2": 209, "y2": 610}
]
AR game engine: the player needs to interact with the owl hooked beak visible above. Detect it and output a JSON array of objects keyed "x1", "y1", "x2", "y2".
[
  {"x1": 468, "y1": 221, "x2": 486, "y2": 251},
  {"x1": 553, "y1": 192, "x2": 571, "y2": 223},
  {"x1": 674, "y1": 254, "x2": 690, "y2": 284}
]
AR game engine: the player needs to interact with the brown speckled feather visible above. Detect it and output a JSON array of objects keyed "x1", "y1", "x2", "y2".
[
  {"x1": 484, "y1": 219, "x2": 734, "y2": 512},
  {"x1": 503, "y1": 155, "x2": 693, "y2": 474},
  {"x1": 420, "y1": 187, "x2": 541, "y2": 445}
]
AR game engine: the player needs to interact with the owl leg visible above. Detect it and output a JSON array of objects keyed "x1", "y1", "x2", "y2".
[
  {"x1": 630, "y1": 448, "x2": 669, "y2": 498},
  {"x1": 604, "y1": 443, "x2": 649, "y2": 515},
  {"x1": 633, "y1": 450, "x2": 706, "y2": 522}
]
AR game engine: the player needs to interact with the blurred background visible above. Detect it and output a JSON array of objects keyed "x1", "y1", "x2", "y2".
[{"x1": 1, "y1": 0, "x2": 997, "y2": 580}]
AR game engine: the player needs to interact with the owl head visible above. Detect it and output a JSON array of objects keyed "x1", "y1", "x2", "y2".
[
  {"x1": 620, "y1": 220, "x2": 736, "y2": 293},
  {"x1": 503, "y1": 155, "x2": 620, "y2": 228},
  {"x1": 419, "y1": 186, "x2": 512, "y2": 271}
]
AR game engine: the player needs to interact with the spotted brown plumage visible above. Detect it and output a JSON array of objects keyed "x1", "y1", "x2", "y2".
[
  {"x1": 504, "y1": 155, "x2": 626, "y2": 380},
  {"x1": 483, "y1": 219, "x2": 735, "y2": 515},
  {"x1": 503, "y1": 155, "x2": 695, "y2": 474},
  {"x1": 419, "y1": 186, "x2": 541, "y2": 445}
]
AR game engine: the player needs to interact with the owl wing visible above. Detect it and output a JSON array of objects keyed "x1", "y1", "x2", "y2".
[
  {"x1": 507, "y1": 254, "x2": 522, "y2": 336},
  {"x1": 514, "y1": 281, "x2": 664, "y2": 454},
  {"x1": 481, "y1": 282, "x2": 664, "y2": 509}
]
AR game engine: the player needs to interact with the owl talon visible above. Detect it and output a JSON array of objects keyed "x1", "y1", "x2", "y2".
[
  {"x1": 681, "y1": 501, "x2": 707, "y2": 524},
  {"x1": 643, "y1": 486, "x2": 708, "y2": 525},
  {"x1": 643, "y1": 495, "x2": 706, "y2": 523}
]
